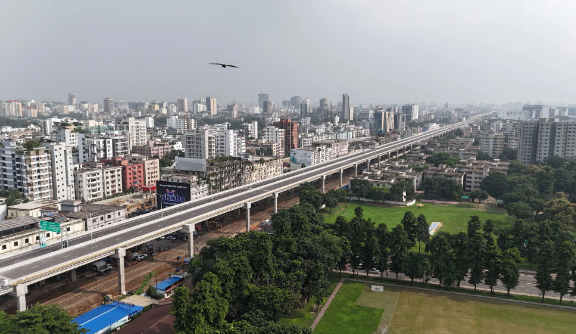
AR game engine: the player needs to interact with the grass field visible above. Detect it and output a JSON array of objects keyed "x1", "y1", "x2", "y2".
[
  {"x1": 313, "y1": 281, "x2": 576, "y2": 334},
  {"x1": 322, "y1": 202, "x2": 516, "y2": 235}
]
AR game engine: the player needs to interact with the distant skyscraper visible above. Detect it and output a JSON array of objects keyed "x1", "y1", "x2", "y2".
[
  {"x1": 290, "y1": 96, "x2": 302, "y2": 109},
  {"x1": 206, "y1": 97, "x2": 217, "y2": 115},
  {"x1": 263, "y1": 101, "x2": 272, "y2": 114},
  {"x1": 227, "y1": 103, "x2": 238, "y2": 118},
  {"x1": 68, "y1": 94, "x2": 76, "y2": 106},
  {"x1": 104, "y1": 98, "x2": 114, "y2": 114},
  {"x1": 300, "y1": 99, "x2": 310, "y2": 118},
  {"x1": 402, "y1": 104, "x2": 419, "y2": 122},
  {"x1": 319, "y1": 98, "x2": 328, "y2": 113},
  {"x1": 258, "y1": 93, "x2": 269, "y2": 109},
  {"x1": 177, "y1": 98, "x2": 188, "y2": 113},
  {"x1": 342, "y1": 94, "x2": 350, "y2": 120},
  {"x1": 374, "y1": 109, "x2": 394, "y2": 134}
]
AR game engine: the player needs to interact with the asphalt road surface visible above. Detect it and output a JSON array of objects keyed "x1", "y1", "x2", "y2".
[{"x1": 0, "y1": 114, "x2": 485, "y2": 284}]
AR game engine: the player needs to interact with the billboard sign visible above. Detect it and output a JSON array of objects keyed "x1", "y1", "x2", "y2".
[
  {"x1": 156, "y1": 181, "x2": 191, "y2": 209},
  {"x1": 39, "y1": 220, "x2": 61, "y2": 233}
]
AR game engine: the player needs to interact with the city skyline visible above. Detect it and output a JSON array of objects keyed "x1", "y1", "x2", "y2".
[{"x1": 1, "y1": 1, "x2": 575, "y2": 105}]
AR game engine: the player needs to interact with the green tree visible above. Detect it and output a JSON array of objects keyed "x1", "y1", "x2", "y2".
[
  {"x1": 171, "y1": 287, "x2": 192, "y2": 333},
  {"x1": 553, "y1": 241, "x2": 576, "y2": 304},
  {"x1": 0, "y1": 189, "x2": 23, "y2": 206},
  {"x1": 403, "y1": 252, "x2": 427, "y2": 285},
  {"x1": 189, "y1": 272, "x2": 229, "y2": 331},
  {"x1": 535, "y1": 240, "x2": 556, "y2": 303},
  {"x1": 484, "y1": 245, "x2": 502, "y2": 294},
  {"x1": 468, "y1": 231, "x2": 486, "y2": 293},
  {"x1": 476, "y1": 150, "x2": 492, "y2": 161},
  {"x1": 349, "y1": 178, "x2": 372, "y2": 198},
  {"x1": 500, "y1": 248, "x2": 521, "y2": 298},
  {"x1": 506, "y1": 202, "x2": 532, "y2": 220},
  {"x1": 542, "y1": 192, "x2": 576, "y2": 228},
  {"x1": 400, "y1": 212, "x2": 418, "y2": 244},
  {"x1": 298, "y1": 183, "x2": 324, "y2": 209},
  {"x1": 324, "y1": 196, "x2": 338, "y2": 216},
  {"x1": 389, "y1": 224, "x2": 412, "y2": 281},
  {"x1": 389, "y1": 180, "x2": 415, "y2": 202},
  {"x1": 22, "y1": 139, "x2": 41, "y2": 151},
  {"x1": 248, "y1": 285, "x2": 301, "y2": 322},
  {"x1": 479, "y1": 172, "x2": 508, "y2": 199},
  {"x1": 483, "y1": 219, "x2": 495, "y2": 246},
  {"x1": 498, "y1": 147, "x2": 517, "y2": 161},
  {"x1": 425, "y1": 152, "x2": 460, "y2": 167},
  {"x1": 374, "y1": 224, "x2": 389, "y2": 281},
  {"x1": 466, "y1": 215, "x2": 482, "y2": 237},
  {"x1": 451, "y1": 232, "x2": 469, "y2": 291},
  {"x1": 366, "y1": 186, "x2": 389, "y2": 201},
  {"x1": 508, "y1": 160, "x2": 527, "y2": 175},
  {"x1": 5, "y1": 303, "x2": 87, "y2": 334},
  {"x1": 361, "y1": 230, "x2": 380, "y2": 278},
  {"x1": 529, "y1": 198, "x2": 545, "y2": 220},
  {"x1": 415, "y1": 214, "x2": 430, "y2": 253},
  {"x1": 428, "y1": 232, "x2": 457, "y2": 290}
]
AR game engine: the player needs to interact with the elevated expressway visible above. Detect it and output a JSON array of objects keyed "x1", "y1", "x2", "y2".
[{"x1": 0, "y1": 113, "x2": 486, "y2": 310}]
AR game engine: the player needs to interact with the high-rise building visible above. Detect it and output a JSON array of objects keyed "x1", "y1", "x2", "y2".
[
  {"x1": 68, "y1": 94, "x2": 76, "y2": 106},
  {"x1": 126, "y1": 154, "x2": 160, "y2": 186},
  {"x1": 115, "y1": 117, "x2": 147, "y2": 150},
  {"x1": 300, "y1": 99, "x2": 310, "y2": 118},
  {"x1": 258, "y1": 93, "x2": 269, "y2": 109},
  {"x1": 273, "y1": 119, "x2": 298, "y2": 157},
  {"x1": 394, "y1": 112, "x2": 406, "y2": 130},
  {"x1": 518, "y1": 118, "x2": 576, "y2": 164},
  {"x1": 183, "y1": 128, "x2": 215, "y2": 160},
  {"x1": 227, "y1": 103, "x2": 238, "y2": 118},
  {"x1": 104, "y1": 98, "x2": 114, "y2": 114},
  {"x1": 320, "y1": 98, "x2": 328, "y2": 113},
  {"x1": 479, "y1": 134, "x2": 505, "y2": 158},
  {"x1": 177, "y1": 98, "x2": 188, "y2": 113},
  {"x1": 263, "y1": 101, "x2": 272, "y2": 114},
  {"x1": 206, "y1": 97, "x2": 217, "y2": 115},
  {"x1": 262, "y1": 126, "x2": 286, "y2": 157},
  {"x1": 342, "y1": 94, "x2": 350, "y2": 120},
  {"x1": 0, "y1": 141, "x2": 53, "y2": 202},
  {"x1": 402, "y1": 104, "x2": 419, "y2": 121},
  {"x1": 522, "y1": 105, "x2": 550, "y2": 119},
  {"x1": 0, "y1": 101, "x2": 22, "y2": 117},
  {"x1": 374, "y1": 110, "x2": 394, "y2": 134},
  {"x1": 290, "y1": 96, "x2": 302, "y2": 110}
]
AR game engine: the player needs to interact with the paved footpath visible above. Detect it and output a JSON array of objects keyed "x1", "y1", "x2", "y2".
[{"x1": 310, "y1": 278, "x2": 345, "y2": 331}]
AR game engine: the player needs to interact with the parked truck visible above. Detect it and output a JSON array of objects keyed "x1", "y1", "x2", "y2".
[{"x1": 92, "y1": 261, "x2": 113, "y2": 273}]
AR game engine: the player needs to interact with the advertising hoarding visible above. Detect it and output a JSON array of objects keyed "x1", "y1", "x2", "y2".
[{"x1": 156, "y1": 181, "x2": 191, "y2": 209}]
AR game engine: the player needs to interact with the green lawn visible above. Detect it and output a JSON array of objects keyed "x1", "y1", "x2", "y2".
[
  {"x1": 323, "y1": 202, "x2": 516, "y2": 235},
  {"x1": 313, "y1": 281, "x2": 576, "y2": 334},
  {"x1": 313, "y1": 282, "x2": 384, "y2": 334}
]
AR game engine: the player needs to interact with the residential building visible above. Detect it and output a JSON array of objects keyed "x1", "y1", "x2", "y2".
[
  {"x1": 177, "y1": 98, "x2": 188, "y2": 113},
  {"x1": 456, "y1": 159, "x2": 509, "y2": 192},
  {"x1": 393, "y1": 111, "x2": 406, "y2": 130},
  {"x1": 167, "y1": 115, "x2": 188, "y2": 133},
  {"x1": 518, "y1": 118, "x2": 576, "y2": 164},
  {"x1": 206, "y1": 97, "x2": 217, "y2": 115},
  {"x1": 479, "y1": 134, "x2": 505, "y2": 158},
  {"x1": 132, "y1": 140, "x2": 172, "y2": 159},
  {"x1": 50, "y1": 127, "x2": 78, "y2": 147},
  {"x1": 273, "y1": 119, "x2": 298, "y2": 157},
  {"x1": 116, "y1": 117, "x2": 147, "y2": 150},
  {"x1": 0, "y1": 141, "x2": 52, "y2": 202},
  {"x1": 258, "y1": 93, "x2": 269, "y2": 109},
  {"x1": 290, "y1": 96, "x2": 302, "y2": 110},
  {"x1": 342, "y1": 94, "x2": 350, "y2": 120},
  {"x1": 68, "y1": 94, "x2": 76, "y2": 106},
  {"x1": 104, "y1": 98, "x2": 114, "y2": 114},
  {"x1": 261, "y1": 126, "x2": 285, "y2": 157},
  {"x1": 215, "y1": 130, "x2": 242, "y2": 157},
  {"x1": 374, "y1": 110, "x2": 394, "y2": 134},
  {"x1": 101, "y1": 158, "x2": 144, "y2": 192},
  {"x1": 101, "y1": 165, "x2": 123, "y2": 197},
  {"x1": 242, "y1": 121, "x2": 259, "y2": 139},
  {"x1": 63, "y1": 201, "x2": 126, "y2": 232},
  {"x1": 77, "y1": 134, "x2": 113, "y2": 163},
  {"x1": 126, "y1": 154, "x2": 160, "y2": 186},
  {"x1": 1, "y1": 101, "x2": 22, "y2": 118},
  {"x1": 43, "y1": 142, "x2": 76, "y2": 200},
  {"x1": 402, "y1": 104, "x2": 419, "y2": 121},
  {"x1": 74, "y1": 168, "x2": 103, "y2": 202},
  {"x1": 144, "y1": 116, "x2": 155, "y2": 128},
  {"x1": 183, "y1": 128, "x2": 215, "y2": 160}
]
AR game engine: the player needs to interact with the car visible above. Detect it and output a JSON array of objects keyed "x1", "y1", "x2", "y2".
[
  {"x1": 158, "y1": 236, "x2": 166, "y2": 240},
  {"x1": 134, "y1": 254, "x2": 148, "y2": 261},
  {"x1": 165, "y1": 236, "x2": 177, "y2": 240}
]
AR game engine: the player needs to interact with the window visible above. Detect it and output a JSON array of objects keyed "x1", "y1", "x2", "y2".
[
  {"x1": 36, "y1": 236, "x2": 39, "y2": 240},
  {"x1": 24, "y1": 238, "x2": 29, "y2": 243},
  {"x1": 67, "y1": 227, "x2": 70, "y2": 232},
  {"x1": 46, "y1": 233, "x2": 50, "y2": 237},
  {"x1": 14, "y1": 241, "x2": 18, "y2": 247},
  {"x1": 1, "y1": 245, "x2": 5, "y2": 250}
]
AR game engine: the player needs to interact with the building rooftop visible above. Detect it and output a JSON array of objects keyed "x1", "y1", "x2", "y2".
[
  {"x1": 8, "y1": 200, "x2": 60, "y2": 211},
  {"x1": 65, "y1": 203, "x2": 125, "y2": 219}
]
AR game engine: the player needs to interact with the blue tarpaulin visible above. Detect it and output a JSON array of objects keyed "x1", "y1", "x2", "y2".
[
  {"x1": 155, "y1": 276, "x2": 184, "y2": 292},
  {"x1": 73, "y1": 301, "x2": 143, "y2": 334}
]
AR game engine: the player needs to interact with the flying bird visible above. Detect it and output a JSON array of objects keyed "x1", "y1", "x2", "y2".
[{"x1": 209, "y1": 63, "x2": 239, "y2": 69}]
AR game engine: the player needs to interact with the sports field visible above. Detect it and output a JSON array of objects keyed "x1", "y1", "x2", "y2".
[
  {"x1": 313, "y1": 281, "x2": 576, "y2": 334},
  {"x1": 323, "y1": 202, "x2": 516, "y2": 235}
]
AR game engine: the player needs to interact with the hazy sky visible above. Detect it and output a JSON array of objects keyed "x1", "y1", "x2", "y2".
[{"x1": 1, "y1": 0, "x2": 575, "y2": 106}]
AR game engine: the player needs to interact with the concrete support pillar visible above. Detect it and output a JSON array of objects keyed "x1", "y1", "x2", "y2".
[
  {"x1": 182, "y1": 224, "x2": 195, "y2": 258},
  {"x1": 273, "y1": 192, "x2": 278, "y2": 214},
  {"x1": 245, "y1": 202, "x2": 251, "y2": 232},
  {"x1": 378, "y1": 156, "x2": 381, "y2": 168},
  {"x1": 366, "y1": 159, "x2": 370, "y2": 171},
  {"x1": 322, "y1": 175, "x2": 326, "y2": 194},
  {"x1": 11, "y1": 284, "x2": 27, "y2": 312},
  {"x1": 396, "y1": 149, "x2": 399, "y2": 158},
  {"x1": 339, "y1": 169, "x2": 343, "y2": 188},
  {"x1": 70, "y1": 268, "x2": 77, "y2": 283},
  {"x1": 116, "y1": 248, "x2": 126, "y2": 295},
  {"x1": 354, "y1": 164, "x2": 358, "y2": 177}
]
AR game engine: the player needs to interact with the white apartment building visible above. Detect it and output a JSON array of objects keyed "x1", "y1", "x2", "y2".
[
  {"x1": 1, "y1": 101, "x2": 23, "y2": 118},
  {"x1": 144, "y1": 116, "x2": 155, "y2": 128},
  {"x1": 50, "y1": 127, "x2": 78, "y2": 147},
  {"x1": 42, "y1": 117, "x2": 61, "y2": 135},
  {"x1": 74, "y1": 168, "x2": 103, "y2": 202},
  {"x1": 102, "y1": 166, "x2": 123, "y2": 197},
  {"x1": 243, "y1": 157, "x2": 283, "y2": 184},
  {"x1": 518, "y1": 118, "x2": 576, "y2": 164},
  {"x1": 167, "y1": 116, "x2": 188, "y2": 134},
  {"x1": 43, "y1": 142, "x2": 77, "y2": 200},
  {"x1": 242, "y1": 121, "x2": 259, "y2": 139},
  {"x1": 183, "y1": 128, "x2": 215, "y2": 160},
  {"x1": 0, "y1": 141, "x2": 53, "y2": 202},
  {"x1": 479, "y1": 134, "x2": 505, "y2": 158},
  {"x1": 116, "y1": 117, "x2": 147, "y2": 150},
  {"x1": 77, "y1": 133, "x2": 113, "y2": 163},
  {"x1": 215, "y1": 130, "x2": 239, "y2": 157},
  {"x1": 262, "y1": 126, "x2": 285, "y2": 157}
]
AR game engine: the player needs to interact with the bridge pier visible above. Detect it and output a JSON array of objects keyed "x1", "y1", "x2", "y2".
[
  {"x1": 245, "y1": 202, "x2": 251, "y2": 232},
  {"x1": 322, "y1": 175, "x2": 326, "y2": 193},
  {"x1": 354, "y1": 164, "x2": 358, "y2": 177},
  {"x1": 182, "y1": 224, "x2": 195, "y2": 258},
  {"x1": 378, "y1": 156, "x2": 381, "y2": 168},
  {"x1": 70, "y1": 268, "x2": 77, "y2": 282},
  {"x1": 273, "y1": 192, "x2": 278, "y2": 214},
  {"x1": 117, "y1": 248, "x2": 126, "y2": 295},
  {"x1": 11, "y1": 284, "x2": 27, "y2": 312},
  {"x1": 366, "y1": 159, "x2": 370, "y2": 171},
  {"x1": 339, "y1": 169, "x2": 343, "y2": 187}
]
